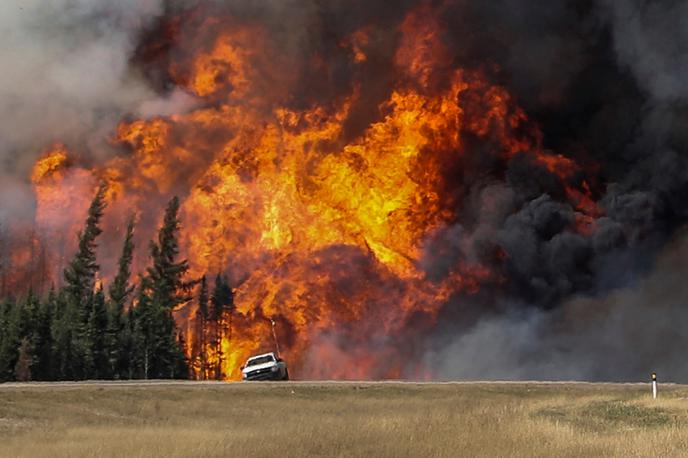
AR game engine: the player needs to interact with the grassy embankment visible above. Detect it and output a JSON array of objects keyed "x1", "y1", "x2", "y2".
[{"x1": 1, "y1": 381, "x2": 687, "y2": 457}]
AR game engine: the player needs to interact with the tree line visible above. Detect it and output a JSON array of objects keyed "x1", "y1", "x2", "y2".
[{"x1": 0, "y1": 185, "x2": 234, "y2": 381}]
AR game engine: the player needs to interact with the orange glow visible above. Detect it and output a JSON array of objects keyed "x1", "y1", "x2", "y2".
[
  {"x1": 32, "y1": 145, "x2": 96, "y2": 243},
  {"x1": 24, "y1": 4, "x2": 602, "y2": 380},
  {"x1": 342, "y1": 27, "x2": 372, "y2": 63}
]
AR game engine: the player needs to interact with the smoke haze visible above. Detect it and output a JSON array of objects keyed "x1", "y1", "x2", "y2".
[
  {"x1": 0, "y1": 0, "x2": 178, "y2": 219},
  {"x1": 427, "y1": 229, "x2": 688, "y2": 381},
  {"x1": 3, "y1": 0, "x2": 688, "y2": 381}
]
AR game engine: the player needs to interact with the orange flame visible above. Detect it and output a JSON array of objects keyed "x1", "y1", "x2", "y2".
[{"x1": 25, "y1": 4, "x2": 601, "y2": 380}]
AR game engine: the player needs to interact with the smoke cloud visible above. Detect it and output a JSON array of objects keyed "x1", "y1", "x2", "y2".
[
  {"x1": 419, "y1": 0, "x2": 688, "y2": 381},
  {"x1": 602, "y1": 0, "x2": 688, "y2": 103},
  {"x1": 426, "y1": 230, "x2": 688, "y2": 382},
  {"x1": 0, "y1": 0, "x2": 181, "y2": 220},
  {"x1": 4, "y1": 0, "x2": 688, "y2": 381}
]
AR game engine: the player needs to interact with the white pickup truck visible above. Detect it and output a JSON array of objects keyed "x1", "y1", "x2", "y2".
[{"x1": 241, "y1": 352, "x2": 289, "y2": 381}]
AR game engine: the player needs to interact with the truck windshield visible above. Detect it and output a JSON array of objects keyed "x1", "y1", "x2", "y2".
[{"x1": 246, "y1": 355, "x2": 274, "y2": 367}]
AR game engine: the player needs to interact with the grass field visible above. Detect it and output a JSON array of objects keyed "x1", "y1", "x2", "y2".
[{"x1": 0, "y1": 381, "x2": 687, "y2": 457}]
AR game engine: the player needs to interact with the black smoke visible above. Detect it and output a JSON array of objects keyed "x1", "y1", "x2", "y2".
[
  {"x1": 417, "y1": 0, "x2": 688, "y2": 381},
  {"x1": 4, "y1": 0, "x2": 688, "y2": 380}
]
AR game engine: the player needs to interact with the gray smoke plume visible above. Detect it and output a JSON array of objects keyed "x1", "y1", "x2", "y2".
[
  {"x1": 0, "y1": 0, "x2": 194, "y2": 220},
  {"x1": 602, "y1": 0, "x2": 688, "y2": 103},
  {"x1": 426, "y1": 229, "x2": 688, "y2": 382},
  {"x1": 419, "y1": 0, "x2": 688, "y2": 381}
]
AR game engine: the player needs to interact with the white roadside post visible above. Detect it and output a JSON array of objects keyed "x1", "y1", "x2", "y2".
[{"x1": 652, "y1": 372, "x2": 658, "y2": 399}]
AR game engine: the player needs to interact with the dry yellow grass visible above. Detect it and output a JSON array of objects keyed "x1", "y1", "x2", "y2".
[{"x1": 0, "y1": 381, "x2": 687, "y2": 457}]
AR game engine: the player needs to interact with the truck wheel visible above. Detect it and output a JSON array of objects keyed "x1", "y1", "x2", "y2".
[{"x1": 283, "y1": 369, "x2": 290, "y2": 381}]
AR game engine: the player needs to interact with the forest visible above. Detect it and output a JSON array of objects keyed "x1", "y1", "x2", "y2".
[{"x1": 0, "y1": 185, "x2": 232, "y2": 381}]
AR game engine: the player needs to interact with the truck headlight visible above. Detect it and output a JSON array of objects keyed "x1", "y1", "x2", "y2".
[{"x1": 271, "y1": 366, "x2": 279, "y2": 372}]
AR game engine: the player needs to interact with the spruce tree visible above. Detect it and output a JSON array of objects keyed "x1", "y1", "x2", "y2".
[
  {"x1": 0, "y1": 298, "x2": 9, "y2": 376},
  {"x1": 109, "y1": 218, "x2": 135, "y2": 311},
  {"x1": 131, "y1": 197, "x2": 190, "y2": 379},
  {"x1": 195, "y1": 275, "x2": 209, "y2": 379},
  {"x1": 32, "y1": 287, "x2": 57, "y2": 380},
  {"x1": 24, "y1": 288, "x2": 52, "y2": 380},
  {"x1": 14, "y1": 337, "x2": 33, "y2": 382},
  {"x1": 63, "y1": 183, "x2": 107, "y2": 311},
  {"x1": 0, "y1": 222, "x2": 7, "y2": 297},
  {"x1": 61, "y1": 183, "x2": 107, "y2": 379},
  {"x1": 107, "y1": 218, "x2": 136, "y2": 378},
  {"x1": 51, "y1": 289, "x2": 77, "y2": 380},
  {"x1": 19, "y1": 289, "x2": 39, "y2": 340},
  {"x1": 131, "y1": 276, "x2": 163, "y2": 379},
  {"x1": 124, "y1": 306, "x2": 137, "y2": 379},
  {"x1": 88, "y1": 287, "x2": 108, "y2": 378},
  {"x1": 0, "y1": 296, "x2": 19, "y2": 381},
  {"x1": 210, "y1": 274, "x2": 234, "y2": 379},
  {"x1": 0, "y1": 291, "x2": 39, "y2": 381},
  {"x1": 147, "y1": 197, "x2": 191, "y2": 311}
]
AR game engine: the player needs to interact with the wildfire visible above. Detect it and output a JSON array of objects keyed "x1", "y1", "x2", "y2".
[
  {"x1": 24, "y1": 4, "x2": 601, "y2": 380},
  {"x1": 30, "y1": 146, "x2": 96, "y2": 273}
]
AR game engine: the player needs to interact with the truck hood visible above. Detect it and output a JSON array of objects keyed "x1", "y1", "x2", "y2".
[{"x1": 242, "y1": 362, "x2": 276, "y2": 374}]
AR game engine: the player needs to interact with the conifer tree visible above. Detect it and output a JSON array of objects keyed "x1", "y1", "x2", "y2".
[
  {"x1": 131, "y1": 276, "x2": 173, "y2": 379},
  {"x1": 0, "y1": 296, "x2": 19, "y2": 381},
  {"x1": 0, "y1": 292, "x2": 39, "y2": 381},
  {"x1": 14, "y1": 337, "x2": 33, "y2": 382},
  {"x1": 195, "y1": 275, "x2": 209, "y2": 379},
  {"x1": 24, "y1": 288, "x2": 53, "y2": 380},
  {"x1": 31, "y1": 287, "x2": 57, "y2": 380},
  {"x1": 61, "y1": 183, "x2": 107, "y2": 379},
  {"x1": 173, "y1": 331, "x2": 189, "y2": 379},
  {"x1": 131, "y1": 197, "x2": 190, "y2": 379},
  {"x1": 19, "y1": 289, "x2": 39, "y2": 343},
  {"x1": 0, "y1": 298, "x2": 9, "y2": 376},
  {"x1": 131, "y1": 277, "x2": 153, "y2": 379},
  {"x1": 0, "y1": 222, "x2": 7, "y2": 297},
  {"x1": 109, "y1": 218, "x2": 136, "y2": 311},
  {"x1": 0, "y1": 193, "x2": 198, "y2": 381},
  {"x1": 88, "y1": 286, "x2": 108, "y2": 378},
  {"x1": 210, "y1": 274, "x2": 234, "y2": 379},
  {"x1": 124, "y1": 306, "x2": 137, "y2": 379},
  {"x1": 107, "y1": 218, "x2": 136, "y2": 378},
  {"x1": 63, "y1": 183, "x2": 107, "y2": 312},
  {"x1": 51, "y1": 289, "x2": 74, "y2": 380},
  {"x1": 147, "y1": 197, "x2": 191, "y2": 310}
]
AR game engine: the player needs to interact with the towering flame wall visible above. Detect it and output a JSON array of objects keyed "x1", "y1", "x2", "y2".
[{"x1": 5, "y1": 1, "x2": 688, "y2": 381}]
